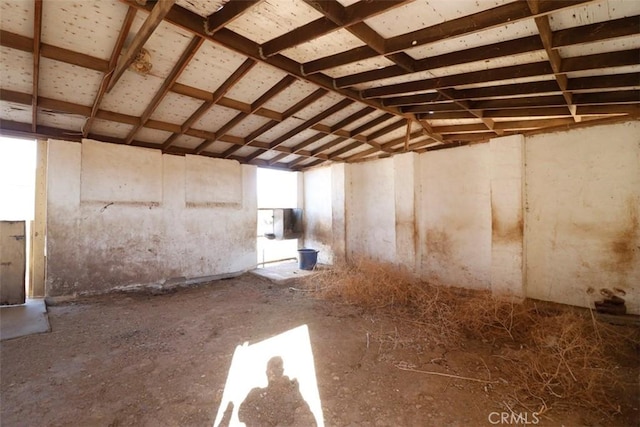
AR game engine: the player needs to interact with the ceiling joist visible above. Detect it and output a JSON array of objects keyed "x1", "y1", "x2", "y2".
[
  {"x1": 107, "y1": 0, "x2": 176, "y2": 92},
  {"x1": 1, "y1": 0, "x2": 637, "y2": 171}
]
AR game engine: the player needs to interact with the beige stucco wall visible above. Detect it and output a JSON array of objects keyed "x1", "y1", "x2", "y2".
[
  {"x1": 303, "y1": 120, "x2": 639, "y2": 314},
  {"x1": 525, "y1": 121, "x2": 640, "y2": 313},
  {"x1": 45, "y1": 139, "x2": 257, "y2": 297}
]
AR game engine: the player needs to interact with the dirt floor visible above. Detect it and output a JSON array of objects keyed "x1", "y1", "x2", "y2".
[{"x1": 1, "y1": 273, "x2": 638, "y2": 426}]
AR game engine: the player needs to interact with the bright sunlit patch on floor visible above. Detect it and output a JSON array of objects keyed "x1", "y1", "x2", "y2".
[{"x1": 213, "y1": 324, "x2": 324, "y2": 427}]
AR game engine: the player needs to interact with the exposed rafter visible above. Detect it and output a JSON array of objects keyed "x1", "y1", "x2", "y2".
[
  {"x1": 125, "y1": 36, "x2": 204, "y2": 144},
  {"x1": 303, "y1": 0, "x2": 595, "y2": 74},
  {"x1": 83, "y1": 6, "x2": 137, "y2": 137},
  {"x1": 1, "y1": 0, "x2": 637, "y2": 171},
  {"x1": 31, "y1": 0, "x2": 42, "y2": 132},
  {"x1": 527, "y1": 0, "x2": 579, "y2": 122},
  {"x1": 107, "y1": 0, "x2": 176, "y2": 92},
  {"x1": 204, "y1": 0, "x2": 262, "y2": 35},
  {"x1": 162, "y1": 57, "x2": 256, "y2": 151},
  {"x1": 260, "y1": 0, "x2": 410, "y2": 58}
]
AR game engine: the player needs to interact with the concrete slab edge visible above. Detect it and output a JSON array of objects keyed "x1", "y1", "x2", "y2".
[{"x1": 44, "y1": 270, "x2": 246, "y2": 305}]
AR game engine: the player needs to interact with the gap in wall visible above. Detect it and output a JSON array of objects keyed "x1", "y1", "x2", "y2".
[
  {"x1": 0, "y1": 137, "x2": 37, "y2": 297},
  {"x1": 256, "y1": 167, "x2": 299, "y2": 266}
]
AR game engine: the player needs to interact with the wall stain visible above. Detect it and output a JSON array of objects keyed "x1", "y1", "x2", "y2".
[
  {"x1": 491, "y1": 201, "x2": 523, "y2": 243},
  {"x1": 604, "y1": 196, "x2": 639, "y2": 273},
  {"x1": 425, "y1": 228, "x2": 452, "y2": 259},
  {"x1": 306, "y1": 222, "x2": 332, "y2": 244}
]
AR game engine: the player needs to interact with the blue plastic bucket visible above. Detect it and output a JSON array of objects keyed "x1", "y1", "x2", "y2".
[{"x1": 298, "y1": 248, "x2": 319, "y2": 270}]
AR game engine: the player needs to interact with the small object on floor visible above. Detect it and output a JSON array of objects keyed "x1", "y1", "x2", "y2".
[{"x1": 594, "y1": 295, "x2": 627, "y2": 315}]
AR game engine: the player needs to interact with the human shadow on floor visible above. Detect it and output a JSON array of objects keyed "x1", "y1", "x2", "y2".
[{"x1": 238, "y1": 356, "x2": 317, "y2": 427}]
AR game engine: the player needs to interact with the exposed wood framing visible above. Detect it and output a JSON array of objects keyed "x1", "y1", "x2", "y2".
[
  {"x1": 31, "y1": 0, "x2": 42, "y2": 132},
  {"x1": 527, "y1": 0, "x2": 579, "y2": 121},
  {"x1": 1, "y1": 0, "x2": 637, "y2": 171},
  {"x1": 261, "y1": 0, "x2": 410, "y2": 58},
  {"x1": 107, "y1": 0, "x2": 176, "y2": 92},
  {"x1": 204, "y1": 0, "x2": 262, "y2": 35},
  {"x1": 84, "y1": 6, "x2": 137, "y2": 137},
  {"x1": 162, "y1": 57, "x2": 256, "y2": 151},
  {"x1": 125, "y1": 35, "x2": 204, "y2": 144}
]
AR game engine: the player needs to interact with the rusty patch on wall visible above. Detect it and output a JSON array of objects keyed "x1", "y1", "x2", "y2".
[{"x1": 491, "y1": 202, "x2": 523, "y2": 243}]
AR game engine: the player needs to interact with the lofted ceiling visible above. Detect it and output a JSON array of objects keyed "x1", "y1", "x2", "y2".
[{"x1": 0, "y1": 0, "x2": 638, "y2": 171}]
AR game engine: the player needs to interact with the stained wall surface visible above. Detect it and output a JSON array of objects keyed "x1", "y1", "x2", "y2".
[
  {"x1": 303, "y1": 163, "x2": 346, "y2": 264},
  {"x1": 46, "y1": 139, "x2": 256, "y2": 297},
  {"x1": 303, "y1": 120, "x2": 639, "y2": 314},
  {"x1": 525, "y1": 121, "x2": 640, "y2": 314},
  {"x1": 418, "y1": 144, "x2": 492, "y2": 290},
  {"x1": 346, "y1": 158, "x2": 396, "y2": 263}
]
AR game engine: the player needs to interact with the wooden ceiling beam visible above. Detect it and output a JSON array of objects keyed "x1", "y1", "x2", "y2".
[
  {"x1": 384, "y1": 0, "x2": 592, "y2": 54},
  {"x1": 286, "y1": 155, "x2": 310, "y2": 168},
  {"x1": 162, "y1": 58, "x2": 256, "y2": 150},
  {"x1": 553, "y1": 15, "x2": 640, "y2": 48},
  {"x1": 361, "y1": 62, "x2": 553, "y2": 98},
  {"x1": 388, "y1": 74, "x2": 640, "y2": 107},
  {"x1": 260, "y1": 0, "x2": 408, "y2": 58},
  {"x1": 383, "y1": 92, "x2": 450, "y2": 107},
  {"x1": 297, "y1": 158, "x2": 327, "y2": 169},
  {"x1": 192, "y1": 75, "x2": 296, "y2": 153},
  {"x1": 307, "y1": 0, "x2": 448, "y2": 145},
  {"x1": 222, "y1": 88, "x2": 328, "y2": 158},
  {"x1": 472, "y1": 95, "x2": 568, "y2": 110},
  {"x1": 382, "y1": 129, "x2": 429, "y2": 150},
  {"x1": 528, "y1": 0, "x2": 578, "y2": 121},
  {"x1": 124, "y1": 35, "x2": 204, "y2": 144},
  {"x1": 107, "y1": 0, "x2": 176, "y2": 91},
  {"x1": 288, "y1": 133, "x2": 328, "y2": 154},
  {"x1": 288, "y1": 106, "x2": 388, "y2": 155},
  {"x1": 483, "y1": 106, "x2": 572, "y2": 118},
  {"x1": 432, "y1": 90, "x2": 503, "y2": 138},
  {"x1": 401, "y1": 102, "x2": 467, "y2": 114},
  {"x1": 365, "y1": 118, "x2": 407, "y2": 141},
  {"x1": 414, "y1": 118, "x2": 445, "y2": 144},
  {"x1": 429, "y1": 81, "x2": 561, "y2": 103},
  {"x1": 266, "y1": 152, "x2": 291, "y2": 166},
  {"x1": 31, "y1": 0, "x2": 42, "y2": 132},
  {"x1": 330, "y1": 106, "x2": 375, "y2": 132},
  {"x1": 204, "y1": 0, "x2": 261, "y2": 34},
  {"x1": 494, "y1": 118, "x2": 576, "y2": 130},
  {"x1": 561, "y1": 49, "x2": 640, "y2": 73},
  {"x1": 1, "y1": 88, "x2": 382, "y2": 162},
  {"x1": 169, "y1": 81, "x2": 283, "y2": 120},
  {"x1": 432, "y1": 123, "x2": 489, "y2": 133},
  {"x1": 572, "y1": 90, "x2": 640, "y2": 105},
  {"x1": 121, "y1": 1, "x2": 406, "y2": 122},
  {"x1": 568, "y1": 73, "x2": 640, "y2": 91},
  {"x1": 415, "y1": 111, "x2": 475, "y2": 120},
  {"x1": 344, "y1": 146, "x2": 379, "y2": 162},
  {"x1": 349, "y1": 113, "x2": 395, "y2": 136},
  {"x1": 336, "y1": 35, "x2": 543, "y2": 87},
  {"x1": 84, "y1": 6, "x2": 137, "y2": 137},
  {"x1": 304, "y1": 0, "x2": 593, "y2": 74},
  {"x1": 302, "y1": 45, "x2": 378, "y2": 75},
  {"x1": 328, "y1": 141, "x2": 361, "y2": 159},
  {"x1": 577, "y1": 104, "x2": 640, "y2": 115},
  {"x1": 311, "y1": 136, "x2": 348, "y2": 156},
  {"x1": 269, "y1": 98, "x2": 354, "y2": 149}
]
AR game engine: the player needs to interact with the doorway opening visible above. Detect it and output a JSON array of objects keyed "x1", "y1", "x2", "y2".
[
  {"x1": 0, "y1": 137, "x2": 37, "y2": 302},
  {"x1": 256, "y1": 168, "x2": 301, "y2": 267}
]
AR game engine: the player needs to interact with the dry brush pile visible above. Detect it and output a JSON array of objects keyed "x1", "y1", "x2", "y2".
[{"x1": 303, "y1": 260, "x2": 639, "y2": 417}]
